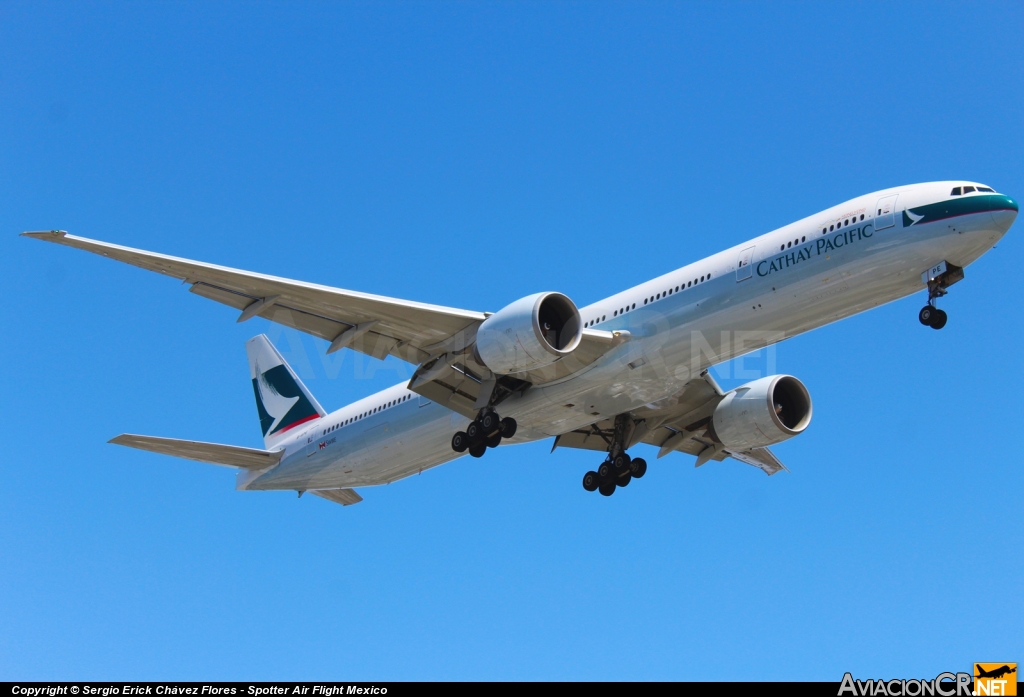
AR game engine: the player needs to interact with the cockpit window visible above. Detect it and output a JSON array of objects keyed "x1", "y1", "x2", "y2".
[
  {"x1": 962, "y1": 186, "x2": 976, "y2": 194},
  {"x1": 977, "y1": 186, "x2": 995, "y2": 193},
  {"x1": 950, "y1": 187, "x2": 962, "y2": 195}
]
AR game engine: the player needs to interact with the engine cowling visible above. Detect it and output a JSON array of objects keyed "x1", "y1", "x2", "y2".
[
  {"x1": 710, "y1": 375, "x2": 812, "y2": 450},
  {"x1": 474, "y1": 292, "x2": 583, "y2": 374}
]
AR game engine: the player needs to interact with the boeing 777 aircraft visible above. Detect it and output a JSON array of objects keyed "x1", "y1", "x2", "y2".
[{"x1": 24, "y1": 181, "x2": 1017, "y2": 504}]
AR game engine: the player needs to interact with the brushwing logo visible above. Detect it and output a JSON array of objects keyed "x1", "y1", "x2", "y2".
[
  {"x1": 974, "y1": 664, "x2": 1016, "y2": 696},
  {"x1": 251, "y1": 360, "x2": 320, "y2": 437},
  {"x1": 253, "y1": 359, "x2": 300, "y2": 436}
]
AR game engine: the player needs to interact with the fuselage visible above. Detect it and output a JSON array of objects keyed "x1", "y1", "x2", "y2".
[{"x1": 243, "y1": 181, "x2": 1017, "y2": 492}]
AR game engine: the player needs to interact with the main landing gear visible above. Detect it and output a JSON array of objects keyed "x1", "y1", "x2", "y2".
[
  {"x1": 919, "y1": 261, "x2": 963, "y2": 330},
  {"x1": 451, "y1": 410, "x2": 517, "y2": 458},
  {"x1": 581, "y1": 413, "x2": 647, "y2": 497},
  {"x1": 582, "y1": 452, "x2": 647, "y2": 496}
]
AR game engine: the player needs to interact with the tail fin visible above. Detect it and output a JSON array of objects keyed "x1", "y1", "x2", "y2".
[{"x1": 246, "y1": 334, "x2": 326, "y2": 449}]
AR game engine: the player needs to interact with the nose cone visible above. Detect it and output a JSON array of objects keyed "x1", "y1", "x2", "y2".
[{"x1": 991, "y1": 194, "x2": 1018, "y2": 233}]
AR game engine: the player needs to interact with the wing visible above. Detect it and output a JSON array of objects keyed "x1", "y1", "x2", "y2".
[
  {"x1": 23, "y1": 230, "x2": 485, "y2": 364},
  {"x1": 110, "y1": 434, "x2": 283, "y2": 469},
  {"x1": 23, "y1": 231, "x2": 624, "y2": 389},
  {"x1": 553, "y1": 371, "x2": 790, "y2": 475}
]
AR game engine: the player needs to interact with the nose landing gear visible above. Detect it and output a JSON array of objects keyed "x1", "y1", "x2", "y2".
[
  {"x1": 451, "y1": 409, "x2": 517, "y2": 458},
  {"x1": 919, "y1": 261, "x2": 963, "y2": 330}
]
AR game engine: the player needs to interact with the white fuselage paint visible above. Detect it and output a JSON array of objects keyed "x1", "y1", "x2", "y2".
[{"x1": 244, "y1": 181, "x2": 1017, "y2": 492}]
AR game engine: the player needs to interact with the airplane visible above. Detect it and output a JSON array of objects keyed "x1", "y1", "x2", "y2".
[
  {"x1": 23, "y1": 181, "x2": 1017, "y2": 505},
  {"x1": 976, "y1": 665, "x2": 1016, "y2": 680}
]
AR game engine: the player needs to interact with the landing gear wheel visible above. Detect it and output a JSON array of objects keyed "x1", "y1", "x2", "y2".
[
  {"x1": 480, "y1": 411, "x2": 500, "y2": 433},
  {"x1": 929, "y1": 309, "x2": 947, "y2": 329},
  {"x1": 582, "y1": 471, "x2": 600, "y2": 492},
  {"x1": 451, "y1": 431, "x2": 469, "y2": 453},
  {"x1": 612, "y1": 452, "x2": 631, "y2": 470},
  {"x1": 598, "y1": 482, "x2": 616, "y2": 497},
  {"x1": 468, "y1": 443, "x2": 486, "y2": 458},
  {"x1": 630, "y1": 457, "x2": 647, "y2": 479},
  {"x1": 499, "y1": 417, "x2": 518, "y2": 438},
  {"x1": 597, "y1": 461, "x2": 614, "y2": 482},
  {"x1": 617, "y1": 471, "x2": 631, "y2": 487},
  {"x1": 466, "y1": 421, "x2": 481, "y2": 440},
  {"x1": 486, "y1": 433, "x2": 501, "y2": 448},
  {"x1": 919, "y1": 306, "x2": 935, "y2": 326}
]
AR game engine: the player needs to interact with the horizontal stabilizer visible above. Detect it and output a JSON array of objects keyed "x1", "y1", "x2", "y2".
[
  {"x1": 109, "y1": 434, "x2": 283, "y2": 470},
  {"x1": 310, "y1": 489, "x2": 363, "y2": 506}
]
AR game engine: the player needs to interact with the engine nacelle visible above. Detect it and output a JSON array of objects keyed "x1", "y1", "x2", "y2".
[
  {"x1": 474, "y1": 292, "x2": 582, "y2": 374},
  {"x1": 710, "y1": 375, "x2": 812, "y2": 451}
]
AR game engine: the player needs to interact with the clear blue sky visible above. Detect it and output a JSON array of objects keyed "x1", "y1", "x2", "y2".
[{"x1": 2, "y1": 1, "x2": 1021, "y2": 681}]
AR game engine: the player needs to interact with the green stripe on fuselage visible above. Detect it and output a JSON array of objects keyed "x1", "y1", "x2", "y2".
[{"x1": 903, "y1": 194, "x2": 1018, "y2": 227}]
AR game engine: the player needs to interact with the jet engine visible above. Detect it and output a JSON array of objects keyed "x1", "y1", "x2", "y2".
[
  {"x1": 474, "y1": 292, "x2": 583, "y2": 374},
  {"x1": 710, "y1": 375, "x2": 812, "y2": 450}
]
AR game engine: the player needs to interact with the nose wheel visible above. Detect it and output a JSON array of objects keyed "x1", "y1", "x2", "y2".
[
  {"x1": 451, "y1": 409, "x2": 517, "y2": 458},
  {"x1": 918, "y1": 305, "x2": 947, "y2": 330}
]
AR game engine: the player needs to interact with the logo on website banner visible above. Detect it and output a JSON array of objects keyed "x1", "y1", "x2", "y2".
[
  {"x1": 837, "y1": 665, "x2": 1017, "y2": 697},
  {"x1": 975, "y1": 664, "x2": 1016, "y2": 696}
]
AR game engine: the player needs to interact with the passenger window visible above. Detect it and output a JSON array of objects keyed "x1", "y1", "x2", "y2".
[
  {"x1": 821, "y1": 228, "x2": 826, "y2": 234},
  {"x1": 963, "y1": 186, "x2": 976, "y2": 193},
  {"x1": 950, "y1": 187, "x2": 962, "y2": 195},
  {"x1": 801, "y1": 236, "x2": 806, "y2": 243}
]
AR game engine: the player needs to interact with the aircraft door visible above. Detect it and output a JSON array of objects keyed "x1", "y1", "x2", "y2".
[
  {"x1": 875, "y1": 195, "x2": 899, "y2": 230},
  {"x1": 736, "y1": 246, "x2": 756, "y2": 281},
  {"x1": 305, "y1": 430, "x2": 319, "y2": 458}
]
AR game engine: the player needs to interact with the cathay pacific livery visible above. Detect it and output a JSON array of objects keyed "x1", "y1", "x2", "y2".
[{"x1": 24, "y1": 181, "x2": 1017, "y2": 504}]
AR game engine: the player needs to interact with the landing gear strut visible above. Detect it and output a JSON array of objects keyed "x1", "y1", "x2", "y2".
[
  {"x1": 451, "y1": 409, "x2": 517, "y2": 458},
  {"x1": 919, "y1": 261, "x2": 962, "y2": 330},
  {"x1": 582, "y1": 414, "x2": 648, "y2": 497}
]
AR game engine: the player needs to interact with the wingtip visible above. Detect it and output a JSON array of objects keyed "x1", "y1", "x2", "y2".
[{"x1": 21, "y1": 229, "x2": 67, "y2": 240}]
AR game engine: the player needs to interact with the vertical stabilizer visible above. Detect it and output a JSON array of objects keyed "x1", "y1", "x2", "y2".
[{"x1": 246, "y1": 335, "x2": 326, "y2": 449}]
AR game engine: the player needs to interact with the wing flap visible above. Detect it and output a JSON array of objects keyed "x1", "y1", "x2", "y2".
[
  {"x1": 310, "y1": 488, "x2": 363, "y2": 506},
  {"x1": 109, "y1": 434, "x2": 283, "y2": 470},
  {"x1": 726, "y1": 447, "x2": 787, "y2": 475}
]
